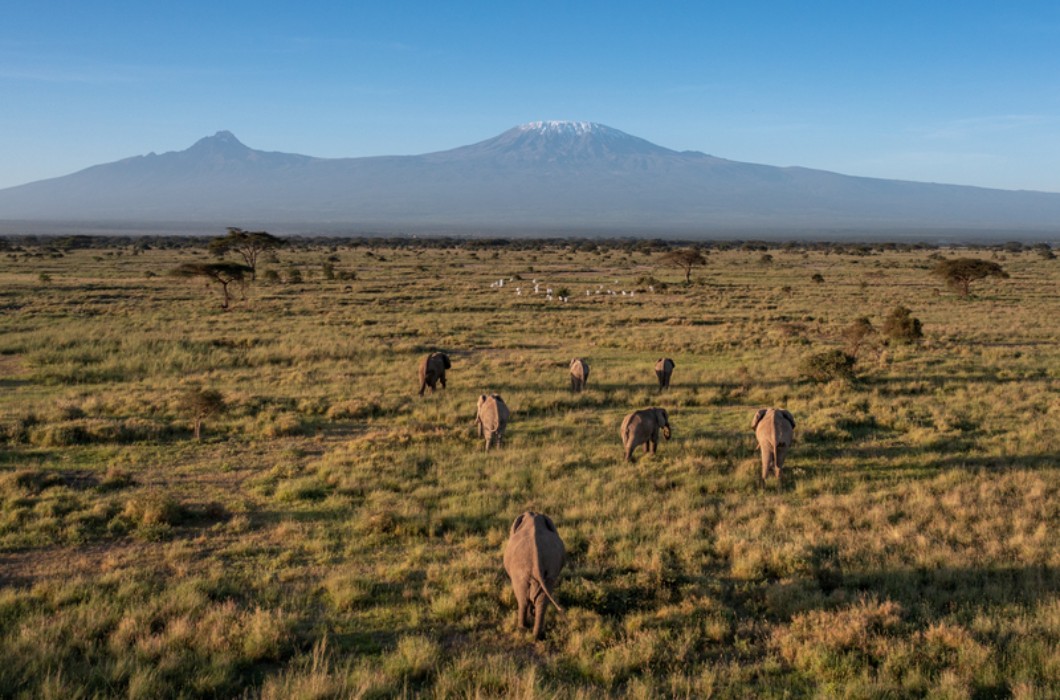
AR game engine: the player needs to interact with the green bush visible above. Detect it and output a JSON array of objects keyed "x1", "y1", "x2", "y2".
[
  {"x1": 882, "y1": 305, "x2": 923, "y2": 344},
  {"x1": 800, "y1": 349, "x2": 857, "y2": 383}
]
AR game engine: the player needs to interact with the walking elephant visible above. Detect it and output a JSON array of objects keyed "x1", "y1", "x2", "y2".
[
  {"x1": 655, "y1": 358, "x2": 675, "y2": 390},
  {"x1": 418, "y1": 352, "x2": 451, "y2": 396},
  {"x1": 569, "y1": 358, "x2": 590, "y2": 392},
  {"x1": 476, "y1": 394, "x2": 510, "y2": 451},
  {"x1": 620, "y1": 407, "x2": 671, "y2": 462},
  {"x1": 752, "y1": 408, "x2": 795, "y2": 482},
  {"x1": 503, "y1": 511, "x2": 566, "y2": 640}
]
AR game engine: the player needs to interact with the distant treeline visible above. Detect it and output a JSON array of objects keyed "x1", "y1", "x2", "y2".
[{"x1": 0, "y1": 233, "x2": 1055, "y2": 256}]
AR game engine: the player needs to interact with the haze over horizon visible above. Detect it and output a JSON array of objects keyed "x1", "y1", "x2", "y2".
[{"x1": 3, "y1": 2, "x2": 1060, "y2": 193}]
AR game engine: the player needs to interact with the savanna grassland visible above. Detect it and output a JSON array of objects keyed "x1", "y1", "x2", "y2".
[{"x1": 0, "y1": 238, "x2": 1058, "y2": 698}]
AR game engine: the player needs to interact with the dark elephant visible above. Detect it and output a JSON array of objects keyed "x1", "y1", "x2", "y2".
[
  {"x1": 655, "y1": 358, "x2": 675, "y2": 390},
  {"x1": 418, "y1": 352, "x2": 451, "y2": 396},
  {"x1": 503, "y1": 511, "x2": 566, "y2": 640}
]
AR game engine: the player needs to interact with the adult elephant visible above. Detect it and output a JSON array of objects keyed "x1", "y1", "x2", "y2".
[
  {"x1": 569, "y1": 358, "x2": 590, "y2": 392},
  {"x1": 752, "y1": 408, "x2": 795, "y2": 482},
  {"x1": 620, "y1": 407, "x2": 671, "y2": 462},
  {"x1": 418, "y1": 352, "x2": 451, "y2": 396},
  {"x1": 476, "y1": 394, "x2": 510, "y2": 451},
  {"x1": 503, "y1": 511, "x2": 565, "y2": 640},
  {"x1": 655, "y1": 358, "x2": 675, "y2": 390}
]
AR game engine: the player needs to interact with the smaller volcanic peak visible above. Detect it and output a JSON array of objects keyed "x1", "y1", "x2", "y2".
[{"x1": 185, "y1": 130, "x2": 253, "y2": 159}]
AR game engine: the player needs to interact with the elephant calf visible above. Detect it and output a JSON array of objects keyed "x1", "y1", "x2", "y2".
[
  {"x1": 569, "y1": 358, "x2": 590, "y2": 392},
  {"x1": 752, "y1": 408, "x2": 795, "y2": 482},
  {"x1": 476, "y1": 394, "x2": 510, "y2": 451},
  {"x1": 418, "y1": 352, "x2": 451, "y2": 396},
  {"x1": 620, "y1": 407, "x2": 671, "y2": 462},
  {"x1": 503, "y1": 511, "x2": 565, "y2": 640},
  {"x1": 655, "y1": 358, "x2": 675, "y2": 390}
]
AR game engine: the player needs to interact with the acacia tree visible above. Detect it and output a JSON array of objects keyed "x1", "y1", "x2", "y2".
[
  {"x1": 208, "y1": 228, "x2": 285, "y2": 280},
  {"x1": 660, "y1": 247, "x2": 708, "y2": 285},
  {"x1": 178, "y1": 387, "x2": 225, "y2": 441},
  {"x1": 170, "y1": 262, "x2": 253, "y2": 309},
  {"x1": 932, "y1": 258, "x2": 1008, "y2": 298}
]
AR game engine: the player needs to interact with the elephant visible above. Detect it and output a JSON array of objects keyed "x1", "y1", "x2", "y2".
[
  {"x1": 476, "y1": 393, "x2": 510, "y2": 451},
  {"x1": 655, "y1": 358, "x2": 675, "y2": 390},
  {"x1": 752, "y1": 408, "x2": 796, "y2": 482},
  {"x1": 620, "y1": 407, "x2": 671, "y2": 462},
  {"x1": 418, "y1": 352, "x2": 451, "y2": 396},
  {"x1": 569, "y1": 358, "x2": 590, "y2": 392},
  {"x1": 503, "y1": 511, "x2": 565, "y2": 640}
]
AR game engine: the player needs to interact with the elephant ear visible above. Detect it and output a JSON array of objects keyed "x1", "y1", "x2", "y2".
[
  {"x1": 510, "y1": 513, "x2": 527, "y2": 535},
  {"x1": 780, "y1": 409, "x2": 796, "y2": 428},
  {"x1": 441, "y1": 354, "x2": 452, "y2": 369},
  {"x1": 752, "y1": 409, "x2": 768, "y2": 429},
  {"x1": 478, "y1": 394, "x2": 487, "y2": 407},
  {"x1": 541, "y1": 515, "x2": 557, "y2": 533}
]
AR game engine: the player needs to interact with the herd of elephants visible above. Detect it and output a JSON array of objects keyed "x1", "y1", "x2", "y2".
[{"x1": 416, "y1": 350, "x2": 797, "y2": 640}]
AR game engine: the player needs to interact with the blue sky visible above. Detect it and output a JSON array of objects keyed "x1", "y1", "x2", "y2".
[{"x1": 2, "y1": 1, "x2": 1059, "y2": 191}]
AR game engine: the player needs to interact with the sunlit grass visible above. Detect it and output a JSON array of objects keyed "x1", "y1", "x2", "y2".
[{"x1": 0, "y1": 241, "x2": 1057, "y2": 696}]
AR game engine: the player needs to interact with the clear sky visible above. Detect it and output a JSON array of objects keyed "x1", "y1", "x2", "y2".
[{"x1": 2, "y1": 1, "x2": 1059, "y2": 192}]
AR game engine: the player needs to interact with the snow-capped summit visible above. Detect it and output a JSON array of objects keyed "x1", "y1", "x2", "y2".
[
  {"x1": 518, "y1": 121, "x2": 603, "y2": 135},
  {"x1": 442, "y1": 120, "x2": 680, "y2": 165}
]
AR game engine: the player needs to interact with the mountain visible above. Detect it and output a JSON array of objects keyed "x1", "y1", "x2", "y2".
[{"x1": 1, "y1": 121, "x2": 1059, "y2": 236}]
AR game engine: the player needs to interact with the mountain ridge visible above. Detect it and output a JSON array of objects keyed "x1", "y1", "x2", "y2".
[{"x1": 1, "y1": 122, "x2": 1059, "y2": 235}]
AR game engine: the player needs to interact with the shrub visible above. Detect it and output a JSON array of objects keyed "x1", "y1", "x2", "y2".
[
  {"x1": 882, "y1": 305, "x2": 923, "y2": 344},
  {"x1": 800, "y1": 350, "x2": 857, "y2": 383},
  {"x1": 841, "y1": 317, "x2": 876, "y2": 358},
  {"x1": 262, "y1": 269, "x2": 281, "y2": 284},
  {"x1": 811, "y1": 273, "x2": 825, "y2": 284}
]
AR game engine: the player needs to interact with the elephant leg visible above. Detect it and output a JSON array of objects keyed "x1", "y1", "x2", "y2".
[
  {"x1": 775, "y1": 444, "x2": 788, "y2": 480},
  {"x1": 532, "y1": 593, "x2": 548, "y2": 640},
  {"x1": 439, "y1": 374, "x2": 446, "y2": 389},
  {"x1": 516, "y1": 592, "x2": 530, "y2": 630},
  {"x1": 418, "y1": 383, "x2": 426, "y2": 396},
  {"x1": 760, "y1": 445, "x2": 771, "y2": 482}
]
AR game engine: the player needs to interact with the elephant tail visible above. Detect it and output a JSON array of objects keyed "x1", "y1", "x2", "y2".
[
  {"x1": 532, "y1": 552, "x2": 564, "y2": 614},
  {"x1": 534, "y1": 576, "x2": 564, "y2": 614}
]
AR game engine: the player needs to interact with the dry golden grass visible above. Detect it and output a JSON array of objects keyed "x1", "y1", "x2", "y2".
[{"x1": 0, "y1": 239, "x2": 1057, "y2": 697}]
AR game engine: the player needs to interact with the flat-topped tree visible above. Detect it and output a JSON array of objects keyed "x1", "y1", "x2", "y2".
[
  {"x1": 170, "y1": 262, "x2": 253, "y2": 309},
  {"x1": 660, "y1": 247, "x2": 708, "y2": 285},
  {"x1": 932, "y1": 257, "x2": 1009, "y2": 298},
  {"x1": 208, "y1": 228, "x2": 285, "y2": 280}
]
